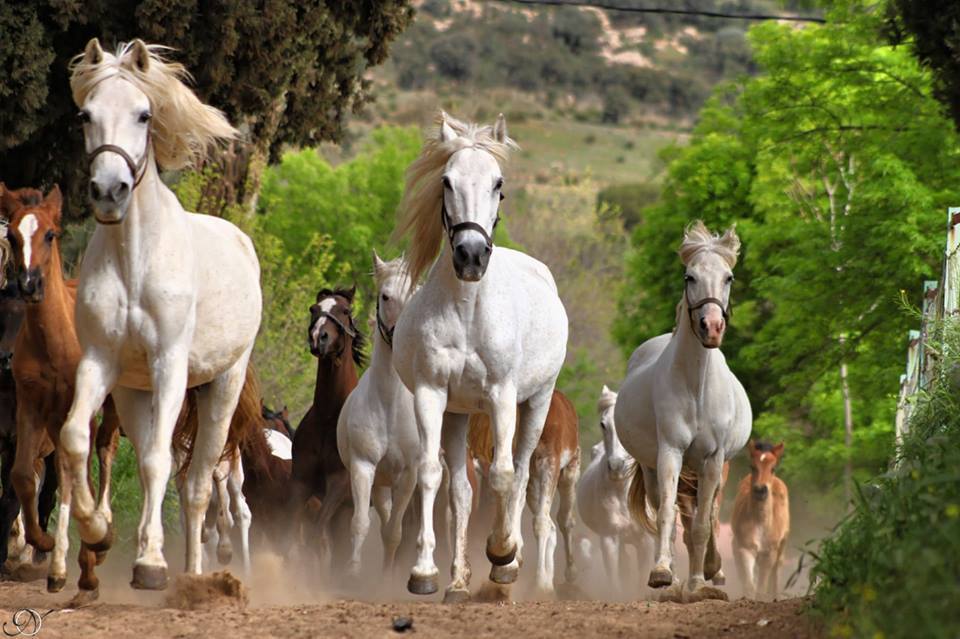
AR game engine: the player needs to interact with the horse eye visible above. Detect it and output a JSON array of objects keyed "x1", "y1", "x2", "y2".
[
  {"x1": 442, "y1": 176, "x2": 452, "y2": 190},
  {"x1": 77, "y1": 110, "x2": 91, "y2": 124},
  {"x1": 138, "y1": 111, "x2": 152, "y2": 124},
  {"x1": 600, "y1": 421, "x2": 606, "y2": 430},
  {"x1": 684, "y1": 274, "x2": 695, "y2": 283},
  {"x1": 494, "y1": 177, "x2": 504, "y2": 191},
  {"x1": 382, "y1": 293, "x2": 390, "y2": 301},
  {"x1": 726, "y1": 275, "x2": 734, "y2": 284},
  {"x1": 44, "y1": 230, "x2": 55, "y2": 243}
]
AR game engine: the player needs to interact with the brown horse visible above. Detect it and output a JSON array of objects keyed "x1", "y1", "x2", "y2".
[
  {"x1": 240, "y1": 403, "x2": 293, "y2": 553},
  {"x1": 291, "y1": 287, "x2": 363, "y2": 565},
  {"x1": 732, "y1": 441, "x2": 790, "y2": 600},
  {"x1": 469, "y1": 389, "x2": 581, "y2": 596},
  {"x1": 3, "y1": 185, "x2": 120, "y2": 600}
]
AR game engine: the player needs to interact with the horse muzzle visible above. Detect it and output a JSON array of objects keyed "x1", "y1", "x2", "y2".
[
  {"x1": 698, "y1": 315, "x2": 726, "y2": 349},
  {"x1": 89, "y1": 178, "x2": 131, "y2": 225},
  {"x1": 452, "y1": 238, "x2": 491, "y2": 282},
  {"x1": 17, "y1": 270, "x2": 44, "y2": 303},
  {"x1": 607, "y1": 458, "x2": 632, "y2": 482},
  {"x1": 752, "y1": 484, "x2": 769, "y2": 501}
]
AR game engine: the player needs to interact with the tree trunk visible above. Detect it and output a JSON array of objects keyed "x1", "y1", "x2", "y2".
[{"x1": 838, "y1": 335, "x2": 854, "y2": 508}]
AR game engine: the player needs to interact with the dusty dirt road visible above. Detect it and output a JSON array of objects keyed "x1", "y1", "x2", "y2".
[{"x1": 0, "y1": 574, "x2": 817, "y2": 639}]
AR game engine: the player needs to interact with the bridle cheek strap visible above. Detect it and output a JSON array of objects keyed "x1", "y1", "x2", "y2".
[
  {"x1": 375, "y1": 297, "x2": 395, "y2": 348},
  {"x1": 441, "y1": 200, "x2": 498, "y2": 250},
  {"x1": 87, "y1": 129, "x2": 152, "y2": 193}
]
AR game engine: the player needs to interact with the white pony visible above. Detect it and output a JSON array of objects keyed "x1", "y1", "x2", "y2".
[
  {"x1": 577, "y1": 385, "x2": 650, "y2": 594},
  {"x1": 337, "y1": 252, "x2": 418, "y2": 577},
  {"x1": 392, "y1": 112, "x2": 568, "y2": 602},
  {"x1": 616, "y1": 221, "x2": 750, "y2": 602},
  {"x1": 58, "y1": 39, "x2": 261, "y2": 589}
]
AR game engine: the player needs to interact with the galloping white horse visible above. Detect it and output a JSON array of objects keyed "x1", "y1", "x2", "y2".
[
  {"x1": 616, "y1": 222, "x2": 750, "y2": 601},
  {"x1": 392, "y1": 112, "x2": 568, "y2": 602},
  {"x1": 577, "y1": 385, "x2": 650, "y2": 594},
  {"x1": 337, "y1": 252, "x2": 419, "y2": 577},
  {"x1": 59, "y1": 39, "x2": 261, "y2": 589}
]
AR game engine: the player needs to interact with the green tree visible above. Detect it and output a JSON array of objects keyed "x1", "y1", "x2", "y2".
[{"x1": 0, "y1": 1, "x2": 413, "y2": 215}]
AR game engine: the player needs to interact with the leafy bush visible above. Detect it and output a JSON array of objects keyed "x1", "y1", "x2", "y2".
[
  {"x1": 596, "y1": 182, "x2": 660, "y2": 230},
  {"x1": 811, "y1": 325, "x2": 960, "y2": 638}
]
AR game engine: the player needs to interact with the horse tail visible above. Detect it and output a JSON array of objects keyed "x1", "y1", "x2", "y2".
[
  {"x1": 628, "y1": 465, "x2": 701, "y2": 534},
  {"x1": 628, "y1": 465, "x2": 657, "y2": 534},
  {"x1": 172, "y1": 362, "x2": 262, "y2": 477},
  {"x1": 467, "y1": 408, "x2": 526, "y2": 467}
]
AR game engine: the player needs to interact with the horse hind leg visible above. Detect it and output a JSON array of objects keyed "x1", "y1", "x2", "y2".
[
  {"x1": 557, "y1": 449, "x2": 580, "y2": 584},
  {"x1": 11, "y1": 411, "x2": 52, "y2": 554},
  {"x1": 0, "y1": 440, "x2": 20, "y2": 572},
  {"x1": 212, "y1": 465, "x2": 234, "y2": 567},
  {"x1": 528, "y1": 456, "x2": 558, "y2": 598},
  {"x1": 181, "y1": 354, "x2": 250, "y2": 577},
  {"x1": 382, "y1": 467, "x2": 416, "y2": 575},
  {"x1": 226, "y1": 454, "x2": 251, "y2": 577},
  {"x1": 346, "y1": 459, "x2": 376, "y2": 578},
  {"x1": 93, "y1": 398, "x2": 121, "y2": 561},
  {"x1": 441, "y1": 414, "x2": 473, "y2": 604}
]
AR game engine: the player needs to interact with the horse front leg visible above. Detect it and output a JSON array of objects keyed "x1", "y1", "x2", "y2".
[
  {"x1": 11, "y1": 407, "x2": 51, "y2": 554},
  {"x1": 557, "y1": 450, "x2": 579, "y2": 585},
  {"x1": 484, "y1": 385, "x2": 519, "y2": 582},
  {"x1": 226, "y1": 454, "x2": 251, "y2": 577},
  {"x1": 60, "y1": 351, "x2": 117, "y2": 548},
  {"x1": 528, "y1": 457, "x2": 558, "y2": 597},
  {"x1": 382, "y1": 466, "x2": 416, "y2": 575},
  {"x1": 649, "y1": 447, "x2": 682, "y2": 590},
  {"x1": 94, "y1": 397, "x2": 121, "y2": 538},
  {"x1": 441, "y1": 413, "x2": 473, "y2": 603},
  {"x1": 407, "y1": 386, "x2": 446, "y2": 596},
  {"x1": 686, "y1": 454, "x2": 726, "y2": 601},
  {"x1": 346, "y1": 458, "x2": 376, "y2": 578},
  {"x1": 0, "y1": 439, "x2": 20, "y2": 572}
]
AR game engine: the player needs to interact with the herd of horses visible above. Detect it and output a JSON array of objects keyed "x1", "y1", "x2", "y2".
[{"x1": 0, "y1": 38, "x2": 791, "y2": 608}]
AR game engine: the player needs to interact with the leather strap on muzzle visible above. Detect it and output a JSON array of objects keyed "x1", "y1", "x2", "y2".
[
  {"x1": 686, "y1": 292, "x2": 731, "y2": 321},
  {"x1": 87, "y1": 130, "x2": 152, "y2": 223},
  {"x1": 440, "y1": 199, "x2": 499, "y2": 250},
  {"x1": 375, "y1": 296, "x2": 394, "y2": 348},
  {"x1": 317, "y1": 310, "x2": 357, "y2": 339}
]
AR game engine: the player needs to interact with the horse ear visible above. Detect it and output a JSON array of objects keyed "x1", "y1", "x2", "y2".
[
  {"x1": 344, "y1": 284, "x2": 356, "y2": 303},
  {"x1": 494, "y1": 113, "x2": 508, "y2": 143},
  {"x1": 45, "y1": 185, "x2": 63, "y2": 225},
  {"x1": 83, "y1": 38, "x2": 104, "y2": 66},
  {"x1": 439, "y1": 111, "x2": 457, "y2": 143},
  {"x1": 721, "y1": 226, "x2": 741, "y2": 256},
  {"x1": 372, "y1": 249, "x2": 385, "y2": 270},
  {"x1": 773, "y1": 442, "x2": 785, "y2": 458},
  {"x1": 123, "y1": 39, "x2": 151, "y2": 73},
  {"x1": 747, "y1": 438, "x2": 756, "y2": 453},
  {"x1": 601, "y1": 384, "x2": 612, "y2": 396}
]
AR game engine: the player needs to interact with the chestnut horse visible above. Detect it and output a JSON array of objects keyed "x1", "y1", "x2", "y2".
[
  {"x1": 732, "y1": 441, "x2": 790, "y2": 599},
  {"x1": 3, "y1": 185, "x2": 122, "y2": 600},
  {"x1": 290, "y1": 287, "x2": 363, "y2": 565},
  {"x1": 468, "y1": 389, "x2": 580, "y2": 596}
]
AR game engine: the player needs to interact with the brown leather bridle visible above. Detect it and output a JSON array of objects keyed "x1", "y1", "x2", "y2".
[
  {"x1": 376, "y1": 296, "x2": 394, "y2": 348},
  {"x1": 685, "y1": 284, "x2": 731, "y2": 333},
  {"x1": 87, "y1": 129, "x2": 151, "y2": 225},
  {"x1": 439, "y1": 192, "x2": 504, "y2": 251}
]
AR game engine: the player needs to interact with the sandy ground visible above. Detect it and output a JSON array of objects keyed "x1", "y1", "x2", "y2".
[{"x1": 0, "y1": 570, "x2": 817, "y2": 639}]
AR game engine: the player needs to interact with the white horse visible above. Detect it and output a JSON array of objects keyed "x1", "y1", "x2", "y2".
[
  {"x1": 577, "y1": 385, "x2": 650, "y2": 595},
  {"x1": 337, "y1": 252, "x2": 419, "y2": 578},
  {"x1": 392, "y1": 112, "x2": 568, "y2": 602},
  {"x1": 616, "y1": 221, "x2": 750, "y2": 602},
  {"x1": 58, "y1": 39, "x2": 261, "y2": 589}
]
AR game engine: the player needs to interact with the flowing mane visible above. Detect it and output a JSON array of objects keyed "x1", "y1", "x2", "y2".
[
  {"x1": 69, "y1": 41, "x2": 237, "y2": 170},
  {"x1": 678, "y1": 220, "x2": 740, "y2": 268},
  {"x1": 393, "y1": 112, "x2": 518, "y2": 283}
]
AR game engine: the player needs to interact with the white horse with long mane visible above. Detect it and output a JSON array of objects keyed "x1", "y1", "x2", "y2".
[
  {"x1": 58, "y1": 39, "x2": 261, "y2": 589},
  {"x1": 616, "y1": 221, "x2": 750, "y2": 602},
  {"x1": 392, "y1": 112, "x2": 568, "y2": 602},
  {"x1": 337, "y1": 252, "x2": 419, "y2": 577}
]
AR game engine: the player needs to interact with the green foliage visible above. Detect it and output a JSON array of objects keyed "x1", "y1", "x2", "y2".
[
  {"x1": 614, "y1": 1, "x2": 960, "y2": 496},
  {"x1": 596, "y1": 181, "x2": 661, "y2": 230},
  {"x1": 811, "y1": 326, "x2": 960, "y2": 638},
  {"x1": 0, "y1": 1, "x2": 412, "y2": 213}
]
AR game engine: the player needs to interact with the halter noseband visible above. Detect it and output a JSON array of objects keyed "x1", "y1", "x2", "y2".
[
  {"x1": 376, "y1": 296, "x2": 395, "y2": 348},
  {"x1": 685, "y1": 285, "x2": 731, "y2": 324},
  {"x1": 87, "y1": 129, "x2": 152, "y2": 224},
  {"x1": 440, "y1": 196, "x2": 502, "y2": 251}
]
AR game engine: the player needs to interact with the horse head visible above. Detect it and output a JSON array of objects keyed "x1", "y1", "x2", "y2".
[
  {"x1": 748, "y1": 439, "x2": 784, "y2": 502},
  {"x1": 5, "y1": 186, "x2": 63, "y2": 304},
  {"x1": 598, "y1": 384, "x2": 632, "y2": 482},
  {"x1": 308, "y1": 286, "x2": 363, "y2": 364},
  {"x1": 373, "y1": 250, "x2": 415, "y2": 347},
  {"x1": 678, "y1": 221, "x2": 740, "y2": 349}
]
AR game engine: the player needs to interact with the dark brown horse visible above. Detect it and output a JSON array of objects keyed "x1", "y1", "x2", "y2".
[
  {"x1": 3, "y1": 186, "x2": 120, "y2": 600},
  {"x1": 291, "y1": 287, "x2": 363, "y2": 565},
  {"x1": 240, "y1": 403, "x2": 294, "y2": 552}
]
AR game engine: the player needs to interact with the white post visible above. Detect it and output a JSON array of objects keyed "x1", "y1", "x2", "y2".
[
  {"x1": 943, "y1": 207, "x2": 960, "y2": 317},
  {"x1": 919, "y1": 280, "x2": 939, "y2": 389}
]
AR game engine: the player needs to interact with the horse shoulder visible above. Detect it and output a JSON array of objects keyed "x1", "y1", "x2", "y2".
[
  {"x1": 625, "y1": 333, "x2": 672, "y2": 374},
  {"x1": 495, "y1": 247, "x2": 559, "y2": 294}
]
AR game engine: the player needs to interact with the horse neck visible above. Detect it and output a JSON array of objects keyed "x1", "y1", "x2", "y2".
[
  {"x1": 23, "y1": 248, "x2": 74, "y2": 356},
  {"x1": 369, "y1": 329, "x2": 398, "y2": 378},
  {"x1": 312, "y1": 346, "x2": 358, "y2": 415}
]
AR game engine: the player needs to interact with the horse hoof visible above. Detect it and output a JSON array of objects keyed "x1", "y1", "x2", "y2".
[
  {"x1": 648, "y1": 567, "x2": 674, "y2": 589},
  {"x1": 31, "y1": 533, "x2": 55, "y2": 554},
  {"x1": 442, "y1": 588, "x2": 470, "y2": 604},
  {"x1": 46, "y1": 575, "x2": 66, "y2": 593},
  {"x1": 86, "y1": 523, "x2": 114, "y2": 554},
  {"x1": 489, "y1": 563, "x2": 518, "y2": 585},
  {"x1": 712, "y1": 571, "x2": 726, "y2": 586},
  {"x1": 485, "y1": 544, "x2": 516, "y2": 567},
  {"x1": 67, "y1": 588, "x2": 99, "y2": 608},
  {"x1": 658, "y1": 581, "x2": 685, "y2": 603},
  {"x1": 407, "y1": 572, "x2": 439, "y2": 596},
  {"x1": 686, "y1": 585, "x2": 729, "y2": 603},
  {"x1": 217, "y1": 546, "x2": 233, "y2": 566},
  {"x1": 131, "y1": 563, "x2": 168, "y2": 590}
]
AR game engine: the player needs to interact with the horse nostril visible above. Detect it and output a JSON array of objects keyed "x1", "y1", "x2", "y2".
[
  {"x1": 89, "y1": 181, "x2": 102, "y2": 201},
  {"x1": 319, "y1": 331, "x2": 329, "y2": 342},
  {"x1": 454, "y1": 244, "x2": 469, "y2": 263},
  {"x1": 699, "y1": 317, "x2": 708, "y2": 331},
  {"x1": 112, "y1": 182, "x2": 130, "y2": 201},
  {"x1": 483, "y1": 244, "x2": 492, "y2": 256}
]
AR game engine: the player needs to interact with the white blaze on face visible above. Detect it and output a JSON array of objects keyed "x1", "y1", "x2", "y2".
[
  {"x1": 17, "y1": 214, "x2": 38, "y2": 269},
  {"x1": 759, "y1": 453, "x2": 770, "y2": 464},
  {"x1": 264, "y1": 429, "x2": 292, "y2": 460},
  {"x1": 310, "y1": 297, "x2": 338, "y2": 344}
]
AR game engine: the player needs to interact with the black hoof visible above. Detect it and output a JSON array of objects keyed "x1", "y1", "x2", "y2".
[
  {"x1": 648, "y1": 567, "x2": 674, "y2": 589},
  {"x1": 407, "y1": 573, "x2": 439, "y2": 596},
  {"x1": 442, "y1": 588, "x2": 470, "y2": 604},
  {"x1": 46, "y1": 575, "x2": 66, "y2": 593},
  {"x1": 131, "y1": 563, "x2": 168, "y2": 591},
  {"x1": 485, "y1": 544, "x2": 516, "y2": 567},
  {"x1": 86, "y1": 523, "x2": 114, "y2": 554}
]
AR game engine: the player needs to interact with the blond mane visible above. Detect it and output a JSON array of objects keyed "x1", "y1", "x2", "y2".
[
  {"x1": 392, "y1": 112, "x2": 518, "y2": 283},
  {"x1": 69, "y1": 41, "x2": 237, "y2": 170},
  {"x1": 678, "y1": 220, "x2": 740, "y2": 268}
]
